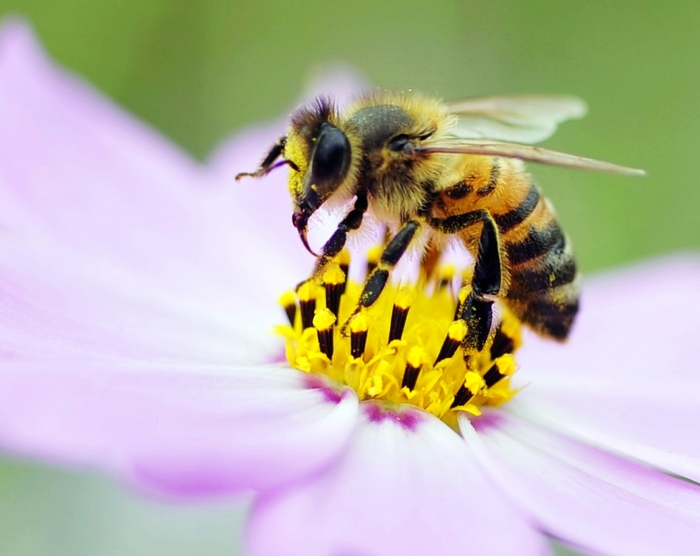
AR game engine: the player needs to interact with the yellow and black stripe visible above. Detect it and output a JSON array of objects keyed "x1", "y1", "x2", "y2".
[{"x1": 495, "y1": 182, "x2": 580, "y2": 340}]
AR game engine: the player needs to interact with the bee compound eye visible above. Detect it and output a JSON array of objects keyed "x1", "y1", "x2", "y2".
[{"x1": 311, "y1": 125, "x2": 351, "y2": 185}]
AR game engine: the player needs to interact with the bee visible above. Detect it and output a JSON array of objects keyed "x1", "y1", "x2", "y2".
[{"x1": 237, "y1": 92, "x2": 643, "y2": 353}]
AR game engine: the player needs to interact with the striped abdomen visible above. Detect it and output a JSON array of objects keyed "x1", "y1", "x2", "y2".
[{"x1": 494, "y1": 182, "x2": 580, "y2": 340}]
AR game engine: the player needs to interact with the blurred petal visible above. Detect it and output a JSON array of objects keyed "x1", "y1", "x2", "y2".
[
  {"x1": 0, "y1": 19, "x2": 310, "y2": 364},
  {"x1": 512, "y1": 255, "x2": 700, "y2": 481},
  {"x1": 207, "y1": 64, "x2": 370, "y2": 280},
  {"x1": 247, "y1": 403, "x2": 549, "y2": 556},
  {"x1": 0, "y1": 18, "x2": 208, "y2": 269},
  {"x1": 0, "y1": 363, "x2": 358, "y2": 498},
  {"x1": 463, "y1": 413, "x2": 700, "y2": 556},
  {"x1": 518, "y1": 255, "x2": 700, "y2": 381}
]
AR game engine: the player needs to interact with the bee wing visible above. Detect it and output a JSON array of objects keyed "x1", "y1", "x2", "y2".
[
  {"x1": 419, "y1": 139, "x2": 645, "y2": 176},
  {"x1": 447, "y1": 95, "x2": 587, "y2": 144}
]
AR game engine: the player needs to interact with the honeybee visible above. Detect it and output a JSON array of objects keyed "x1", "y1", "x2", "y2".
[{"x1": 237, "y1": 92, "x2": 643, "y2": 353}]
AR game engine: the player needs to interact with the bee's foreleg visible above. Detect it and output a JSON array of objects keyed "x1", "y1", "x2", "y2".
[
  {"x1": 235, "y1": 136, "x2": 288, "y2": 180},
  {"x1": 342, "y1": 219, "x2": 421, "y2": 334},
  {"x1": 453, "y1": 215, "x2": 502, "y2": 355},
  {"x1": 311, "y1": 191, "x2": 369, "y2": 279}
]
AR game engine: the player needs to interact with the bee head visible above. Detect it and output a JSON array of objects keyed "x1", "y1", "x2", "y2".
[{"x1": 286, "y1": 99, "x2": 353, "y2": 253}]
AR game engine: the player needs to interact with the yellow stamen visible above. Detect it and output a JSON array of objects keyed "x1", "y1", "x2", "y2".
[
  {"x1": 313, "y1": 308, "x2": 336, "y2": 360},
  {"x1": 323, "y1": 264, "x2": 346, "y2": 319},
  {"x1": 297, "y1": 281, "x2": 317, "y2": 330},
  {"x1": 349, "y1": 312, "x2": 369, "y2": 360},
  {"x1": 366, "y1": 245, "x2": 383, "y2": 275},
  {"x1": 388, "y1": 287, "x2": 413, "y2": 343},
  {"x1": 437, "y1": 264, "x2": 456, "y2": 290},
  {"x1": 278, "y1": 290, "x2": 297, "y2": 326},
  {"x1": 277, "y1": 251, "x2": 522, "y2": 425},
  {"x1": 402, "y1": 346, "x2": 427, "y2": 391},
  {"x1": 338, "y1": 249, "x2": 351, "y2": 293}
]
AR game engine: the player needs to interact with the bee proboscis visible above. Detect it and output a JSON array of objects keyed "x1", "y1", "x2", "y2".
[{"x1": 237, "y1": 91, "x2": 643, "y2": 353}]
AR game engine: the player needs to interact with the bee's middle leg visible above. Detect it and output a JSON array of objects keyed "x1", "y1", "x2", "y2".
[
  {"x1": 428, "y1": 209, "x2": 503, "y2": 354},
  {"x1": 455, "y1": 215, "x2": 503, "y2": 354},
  {"x1": 342, "y1": 219, "x2": 421, "y2": 331}
]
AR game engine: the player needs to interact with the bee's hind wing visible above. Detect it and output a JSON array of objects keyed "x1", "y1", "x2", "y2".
[{"x1": 447, "y1": 95, "x2": 587, "y2": 144}]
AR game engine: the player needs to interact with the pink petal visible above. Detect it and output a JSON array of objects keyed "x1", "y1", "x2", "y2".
[
  {"x1": 510, "y1": 256, "x2": 700, "y2": 482},
  {"x1": 518, "y1": 255, "x2": 700, "y2": 381},
  {"x1": 246, "y1": 403, "x2": 550, "y2": 556},
  {"x1": 506, "y1": 378, "x2": 700, "y2": 484},
  {"x1": 463, "y1": 412, "x2": 700, "y2": 556},
  {"x1": 0, "y1": 19, "x2": 208, "y2": 269},
  {"x1": 0, "y1": 20, "x2": 309, "y2": 364},
  {"x1": 0, "y1": 363, "x2": 358, "y2": 498},
  {"x1": 0, "y1": 238, "x2": 281, "y2": 365},
  {"x1": 208, "y1": 64, "x2": 370, "y2": 277}
]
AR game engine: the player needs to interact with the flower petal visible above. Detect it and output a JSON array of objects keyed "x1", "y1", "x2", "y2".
[
  {"x1": 0, "y1": 238, "x2": 282, "y2": 365},
  {"x1": 0, "y1": 19, "x2": 306, "y2": 364},
  {"x1": 463, "y1": 412, "x2": 700, "y2": 556},
  {"x1": 207, "y1": 65, "x2": 370, "y2": 282},
  {"x1": 0, "y1": 363, "x2": 358, "y2": 498},
  {"x1": 506, "y1": 380, "x2": 700, "y2": 484},
  {"x1": 517, "y1": 255, "x2": 700, "y2": 382},
  {"x1": 0, "y1": 19, "x2": 208, "y2": 268},
  {"x1": 246, "y1": 403, "x2": 550, "y2": 556},
  {"x1": 511, "y1": 256, "x2": 700, "y2": 481}
]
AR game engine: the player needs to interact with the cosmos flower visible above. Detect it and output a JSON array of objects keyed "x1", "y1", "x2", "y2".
[{"x1": 0, "y1": 18, "x2": 699, "y2": 556}]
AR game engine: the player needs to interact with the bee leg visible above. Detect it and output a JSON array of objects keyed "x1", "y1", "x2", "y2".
[
  {"x1": 454, "y1": 215, "x2": 503, "y2": 354},
  {"x1": 235, "y1": 136, "x2": 289, "y2": 180},
  {"x1": 311, "y1": 190, "x2": 369, "y2": 278},
  {"x1": 342, "y1": 219, "x2": 421, "y2": 333}
]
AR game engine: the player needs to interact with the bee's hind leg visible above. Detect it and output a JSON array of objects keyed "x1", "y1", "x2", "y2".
[
  {"x1": 342, "y1": 219, "x2": 421, "y2": 333},
  {"x1": 454, "y1": 215, "x2": 503, "y2": 356}
]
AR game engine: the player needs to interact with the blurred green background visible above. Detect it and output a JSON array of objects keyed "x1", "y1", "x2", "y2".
[{"x1": 0, "y1": 0, "x2": 697, "y2": 554}]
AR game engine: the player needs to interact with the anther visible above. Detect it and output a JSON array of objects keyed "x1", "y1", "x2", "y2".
[
  {"x1": 279, "y1": 291, "x2": 297, "y2": 326},
  {"x1": 388, "y1": 288, "x2": 413, "y2": 343},
  {"x1": 297, "y1": 281, "x2": 317, "y2": 330},
  {"x1": 323, "y1": 265, "x2": 346, "y2": 320},
  {"x1": 402, "y1": 346, "x2": 426, "y2": 390},
  {"x1": 437, "y1": 264, "x2": 455, "y2": 291},
  {"x1": 483, "y1": 354, "x2": 516, "y2": 387},
  {"x1": 366, "y1": 245, "x2": 383, "y2": 276},
  {"x1": 490, "y1": 324, "x2": 515, "y2": 359},
  {"x1": 490, "y1": 318, "x2": 522, "y2": 359},
  {"x1": 434, "y1": 319, "x2": 467, "y2": 365},
  {"x1": 450, "y1": 372, "x2": 484, "y2": 408},
  {"x1": 338, "y1": 249, "x2": 351, "y2": 293},
  {"x1": 349, "y1": 313, "x2": 369, "y2": 359},
  {"x1": 454, "y1": 286, "x2": 470, "y2": 320},
  {"x1": 313, "y1": 308, "x2": 336, "y2": 360}
]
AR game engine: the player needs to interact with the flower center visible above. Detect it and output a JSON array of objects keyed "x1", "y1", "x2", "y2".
[{"x1": 277, "y1": 249, "x2": 522, "y2": 426}]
